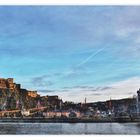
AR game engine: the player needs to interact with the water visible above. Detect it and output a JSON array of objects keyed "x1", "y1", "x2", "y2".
[{"x1": 0, "y1": 123, "x2": 140, "y2": 135}]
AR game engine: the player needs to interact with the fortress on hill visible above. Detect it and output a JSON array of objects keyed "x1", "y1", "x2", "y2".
[
  {"x1": 0, "y1": 78, "x2": 61, "y2": 111},
  {"x1": 0, "y1": 78, "x2": 39, "y2": 98}
]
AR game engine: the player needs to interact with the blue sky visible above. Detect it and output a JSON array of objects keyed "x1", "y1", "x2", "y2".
[{"x1": 1, "y1": 6, "x2": 140, "y2": 102}]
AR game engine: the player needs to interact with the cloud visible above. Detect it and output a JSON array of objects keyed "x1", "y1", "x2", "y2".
[
  {"x1": 37, "y1": 89, "x2": 55, "y2": 93},
  {"x1": 63, "y1": 85, "x2": 113, "y2": 91},
  {"x1": 31, "y1": 72, "x2": 64, "y2": 86},
  {"x1": 31, "y1": 75, "x2": 54, "y2": 87},
  {"x1": 38, "y1": 77, "x2": 140, "y2": 103}
]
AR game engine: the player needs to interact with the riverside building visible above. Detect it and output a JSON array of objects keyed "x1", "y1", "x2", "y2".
[{"x1": 137, "y1": 89, "x2": 140, "y2": 115}]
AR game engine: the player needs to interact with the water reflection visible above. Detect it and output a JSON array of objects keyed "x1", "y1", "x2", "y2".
[
  {"x1": 84, "y1": 123, "x2": 88, "y2": 134},
  {"x1": 0, "y1": 123, "x2": 139, "y2": 135}
]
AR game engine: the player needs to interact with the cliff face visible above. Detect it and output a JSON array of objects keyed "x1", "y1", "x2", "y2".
[
  {"x1": 0, "y1": 78, "x2": 39, "y2": 110},
  {"x1": 0, "y1": 78, "x2": 62, "y2": 111}
]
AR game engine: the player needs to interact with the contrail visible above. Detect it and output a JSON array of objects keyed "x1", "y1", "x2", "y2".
[
  {"x1": 77, "y1": 46, "x2": 106, "y2": 67},
  {"x1": 57, "y1": 46, "x2": 107, "y2": 79}
]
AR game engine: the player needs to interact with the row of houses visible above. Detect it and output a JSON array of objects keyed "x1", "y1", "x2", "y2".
[
  {"x1": 41, "y1": 109, "x2": 111, "y2": 119},
  {"x1": 43, "y1": 110, "x2": 81, "y2": 118}
]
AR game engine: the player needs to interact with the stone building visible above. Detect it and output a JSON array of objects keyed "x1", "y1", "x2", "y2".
[
  {"x1": 0, "y1": 78, "x2": 41, "y2": 110},
  {"x1": 42, "y1": 95, "x2": 62, "y2": 110},
  {"x1": 0, "y1": 78, "x2": 15, "y2": 89},
  {"x1": 0, "y1": 77, "x2": 62, "y2": 112},
  {"x1": 0, "y1": 78, "x2": 7, "y2": 89},
  {"x1": 137, "y1": 89, "x2": 140, "y2": 114},
  {"x1": 20, "y1": 89, "x2": 40, "y2": 109},
  {"x1": 27, "y1": 90, "x2": 39, "y2": 98},
  {"x1": 0, "y1": 78, "x2": 21, "y2": 110}
]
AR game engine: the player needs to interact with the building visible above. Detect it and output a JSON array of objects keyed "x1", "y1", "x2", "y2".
[
  {"x1": 20, "y1": 89, "x2": 40, "y2": 109},
  {"x1": 27, "y1": 91, "x2": 39, "y2": 98},
  {"x1": 43, "y1": 95, "x2": 62, "y2": 110},
  {"x1": 137, "y1": 89, "x2": 140, "y2": 114},
  {"x1": 0, "y1": 78, "x2": 14, "y2": 89},
  {"x1": 0, "y1": 78, "x2": 7, "y2": 89},
  {"x1": 0, "y1": 77, "x2": 63, "y2": 111},
  {"x1": 44, "y1": 110, "x2": 81, "y2": 118},
  {"x1": 0, "y1": 77, "x2": 41, "y2": 110},
  {"x1": 69, "y1": 111, "x2": 81, "y2": 118},
  {"x1": 45, "y1": 111, "x2": 61, "y2": 118},
  {"x1": 61, "y1": 111, "x2": 70, "y2": 118}
]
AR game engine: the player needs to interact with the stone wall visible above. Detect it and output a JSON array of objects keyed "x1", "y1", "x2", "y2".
[
  {"x1": 0, "y1": 77, "x2": 62, "y2": 111},
  {"x1": 0, "y1": 78, "x2": 40, "y2": 110},
  {"x1": 0, "y1": 78, "x2": 15, "y2": 89}
]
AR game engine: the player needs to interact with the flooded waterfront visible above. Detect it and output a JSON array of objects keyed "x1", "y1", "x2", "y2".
[{"x1": 0, "y1": 123, "x2": 140, "y2": 135}]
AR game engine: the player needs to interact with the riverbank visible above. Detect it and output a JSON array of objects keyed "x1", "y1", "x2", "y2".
[
  {"x1": 0, "y1": 117, "x2": 140, "y2": 123},
  {"x1": 0, "y1": 122, "x2": 140, "y2": 134}
]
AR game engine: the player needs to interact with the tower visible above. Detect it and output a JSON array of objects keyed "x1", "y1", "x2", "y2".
[
  {"x1": 84, "y1": 97, "x2": 87, "y2": 104},
  {"x1": 137, "y1": 89, "x2": 140, "y2": 115},
  {"x1": 60, "y1": 99, "x2": 62, "y2": 110},
  {"x1": 109, "y1": 97, "x2": 112, "y2": 110}
]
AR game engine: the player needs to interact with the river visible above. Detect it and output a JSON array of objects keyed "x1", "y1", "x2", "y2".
[{"x1": 0, "y1": 123, "x2": 140, "y2": 134}]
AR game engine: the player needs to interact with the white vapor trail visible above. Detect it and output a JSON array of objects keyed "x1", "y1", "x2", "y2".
[
  {"x1": 55, "y1": 46, "x2": 107, "y2": 80},
  {"x1": 77, "y1": 46, "x2": 106, "y2": 67}
]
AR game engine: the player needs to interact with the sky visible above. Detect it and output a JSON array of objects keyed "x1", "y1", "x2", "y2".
[{"x1": 0, "y1": 6, "x2": 140, "y2": 102}]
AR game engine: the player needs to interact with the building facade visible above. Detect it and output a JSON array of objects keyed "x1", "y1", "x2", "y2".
[{"x1": 137, "y1": 89, "x2": 140, "y2": 114}]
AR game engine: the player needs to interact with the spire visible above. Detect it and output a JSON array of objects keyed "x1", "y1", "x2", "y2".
[
  {"x1": 137, "y1": 89, "x2": 140, "y2": 114},
  {"x1": 85, "y1": 97, "x2": 87, "y2": 104},
  {"x1": 109, "y1": 97, "x2": 112, "y2": 110},
  {"x1": 60, "y1": 99, "x2": 62, "y2": 110}
]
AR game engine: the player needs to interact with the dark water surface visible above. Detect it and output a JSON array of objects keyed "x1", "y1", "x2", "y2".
[{"x1": 0, "y1": 123, "x2": 140, "y2": 135}]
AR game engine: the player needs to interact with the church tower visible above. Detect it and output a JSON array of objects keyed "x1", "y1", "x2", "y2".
[{"x1": 137, "y1": 89, "x2": 140, "y2": 115}]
